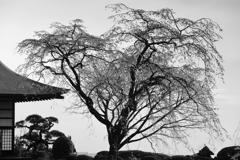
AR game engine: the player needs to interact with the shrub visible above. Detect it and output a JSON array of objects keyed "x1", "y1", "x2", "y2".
[
  {"x1": 73, "y1": 154, "x2": 93, "y2": 160},
  {"x1": 52, "y1": 136, "x2": 75, "y2": 159},
  {"x1": 94, "y1": 150, "x2": 169, "y2": 160},
  {"x1": 94, "y1": 154, "x2": 123, "y2": 160},
  {"x1": 94, "y1": 156, "x2": 123, "y2": 160},
  {"x1": 140, "y1": 156, "x2": 158, "y2": 160},
  {"x1": 65, "y1": 155, "x2": 76, "y2": 160}
]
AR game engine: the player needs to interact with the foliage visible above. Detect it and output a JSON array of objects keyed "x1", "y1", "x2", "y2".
[
  {"x1": 94, "y1": 150, "x2": 168, "y2": 160},
  {"x1": 17, "y1": 3, "x2": 225, "y2": 159},
  {"x1": 16, "y1": 114, "x2": 65, "y2": 157},
  {"x1": 94, "y1": 151, "x2": 122, "y2": 160},
  {"x1": 94, "y1": 155, "x2": 123, "y2": 160},
  {"x1": 65, "y1": 155, "x2": 77, "y2": 160},
  {"x1": 216, "y1": 146, "x2": 240, "y2": 160},
  {"x1": 73, "y1": 155, "x2": 94, "y2": 160},
  {"x1": 140, "y1": 156, "x2": 158, "y2": 160},
  {"x1": 52, "y1": 136, "x2": 76, "y2": 159},
  {"x1": 14, "y1": 136, "x2": 25, "y2": 157}
]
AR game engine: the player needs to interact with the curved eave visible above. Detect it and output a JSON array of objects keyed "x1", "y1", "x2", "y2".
[
  {"x1": 0, "y1": 92, "x2": 69, "y2": 103},
  {"x1": 0, "y1": 61, "x2": 70, "y2": 102}
]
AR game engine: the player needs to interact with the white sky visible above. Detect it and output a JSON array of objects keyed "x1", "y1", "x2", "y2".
[{"x1": 0, "y1": 0, "x2": 240, "y2": 156}]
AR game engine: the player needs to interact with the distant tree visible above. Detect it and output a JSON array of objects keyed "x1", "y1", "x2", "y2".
[
  {"x1": 16, "y1": 114, "x2": 65, "y2": 157},
  {"x1": 17, "y1": 3, "x2": 225, "y2": 159}
]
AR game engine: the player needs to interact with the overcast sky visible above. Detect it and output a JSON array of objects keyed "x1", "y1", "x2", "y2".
[{"x1": 0, "y1": 0, "x2": 240, "y2": 156}]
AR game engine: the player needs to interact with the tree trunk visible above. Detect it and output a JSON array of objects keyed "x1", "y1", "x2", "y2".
[
  {"x1": 107, "y1": 126, "x2": 121, "y2": 160},
  {"x1": 108, "y1": 143, "x2": 118, "y2": 160},
  {"x1": 107, "y1": 119, "x2": 129, "y2": 160}
]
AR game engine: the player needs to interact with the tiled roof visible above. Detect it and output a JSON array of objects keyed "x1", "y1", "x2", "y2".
[{"x1": 0, "y1": 61, "x2": 69, "y2": 102}]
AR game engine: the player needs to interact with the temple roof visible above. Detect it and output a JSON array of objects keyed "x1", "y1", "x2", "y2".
[{"x1": 0, "y1": 61, "x2": 69, "y2": 102}]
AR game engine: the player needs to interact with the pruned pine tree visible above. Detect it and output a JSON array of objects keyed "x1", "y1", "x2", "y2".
[
  {"x1": 17, "y1": 4, "x2": 225, "y2": 159},
  {"x1": 16, "y1": 114, "x2": 65, "y2": 156}
]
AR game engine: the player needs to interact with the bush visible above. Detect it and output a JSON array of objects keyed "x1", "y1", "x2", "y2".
[
  {"x1": 52, "y1": 136, "x2": 75, "y2": 159},
  {"x1": 73, "y1": 154, "x2": 93, "y2": 160},
  {"x1": 94, "y1": 150, "x2": 169, "y2": 160},
  {"x1": 94, "y1": 152, "x2": 123, "y2": 160},
  {"x1": 94, "y1": 155, "x2": 123, "y2": 160},
  {"x1": 140, "y1": 156, "x2": 158, "y2": 160},
  {"x1": 65, "y1": 155, "x2": 76, "y2": 160}
]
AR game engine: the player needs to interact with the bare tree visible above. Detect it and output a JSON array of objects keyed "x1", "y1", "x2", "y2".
[{"x1": 17, "y1": 4, "x2": 225, "y2": 159}]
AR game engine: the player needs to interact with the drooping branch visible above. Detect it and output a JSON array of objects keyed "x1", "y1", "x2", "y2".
[{"x1": 17, "y1": 5, "x2": 224, "y2": 156}]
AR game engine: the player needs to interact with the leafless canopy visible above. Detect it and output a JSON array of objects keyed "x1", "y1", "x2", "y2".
[{"x1": 17, "y1": 3, "x2": 225, "y2": 155}]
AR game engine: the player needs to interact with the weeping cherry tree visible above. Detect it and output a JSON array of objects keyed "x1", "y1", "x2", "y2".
[{"x1": 17, "y1": 4, "x2": 225, "y2": 159}]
